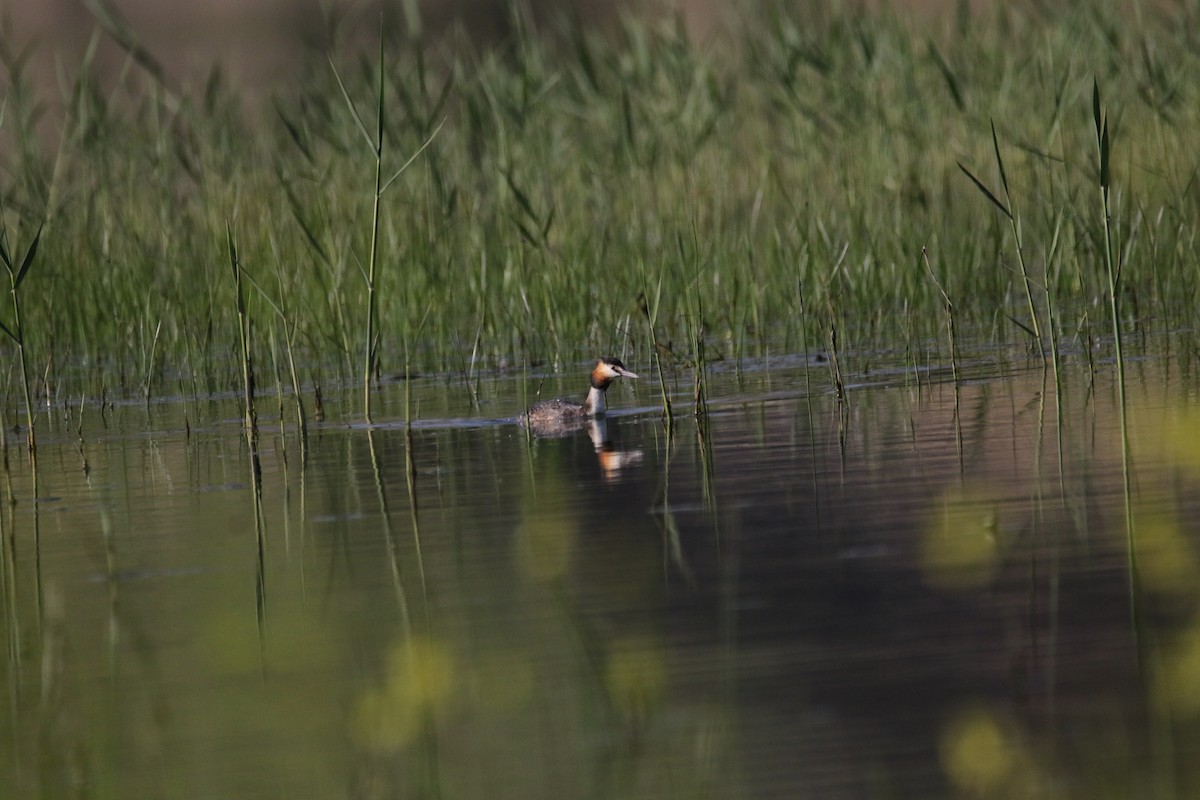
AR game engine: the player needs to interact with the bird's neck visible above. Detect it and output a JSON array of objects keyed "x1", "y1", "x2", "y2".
[{"x1": 583, "y1": 385, "x2": 608, "y2": 416}]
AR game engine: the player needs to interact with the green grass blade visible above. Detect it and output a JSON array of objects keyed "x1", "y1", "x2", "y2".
[
  {"x1": 621, "y1": 86, "x2": 635, "y2": 148},
  {"x1": 1100, "y1": 117, "x2": 1110, "y2": 191},
  {"x1": 503, "y1": 169, "x2": 539, "y2": 225},
  {"x1": 990, "y1": 120, "x2": 1011, "y2": 201},
  {"x1": 957, "y1": 162, "x2": 1012, "y2": 219},
  {"x1": 13, "y1": 223, "x2": 42, "y2": 292},
  {"x1": 380, "y1": 117, "x2": 444, "y2": 195},
  {"x1": 274, "y1": 101, "x2": 314, "y2": 164},
  {"x1": 81, "y1": 0, "x2": 167, "y2": 86},
  {"x1": 513, "y1": 219, "x2": 539, "y2": 248},
  {"x1": 241, "y1": 268, "x2": 285, "y2": 319},
  {"x1": 226, "y1": 222, "x2": 241, "y2": 297},
  {"x1": 329, "y1": 56, "x2": 376, "y2": 153},
  {"x1": 281, "y1": 180, "x2": 331, "y2": 265},
  {"x1": 425, "y1": 73, "x2": 454, "y2": 131},
  {"x1": 928, "y1": 41, "x2": 964, "y2": 111},
  {"x1": 375, "y1": 28, "x2": 385, "y2": 151},
  {"x1": 1003, "y1": 313, "x2": 1036, "y2": 338},
  {"x1": 1093, "y1": 80, "x2": 1110, "y2": 191}
]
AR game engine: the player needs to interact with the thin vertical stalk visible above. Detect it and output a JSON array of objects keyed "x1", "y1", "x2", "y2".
[
  {"x1": 227, "y1": 223, "x2": 257, "y2": 442},
  {"x1": 331, "y1": 34, "x2": 440, "y2": 422},
  {"x1": 1094, "y1": 81, "x2": 1138, "y2": 649},
  {"x1": 10, "y1": 287, "x2": 33, "y2": 458},
  {"x1": 923, "y1": 246, "x2": 962, "y2": 468},
  {"x1": 330, "y1": 30, "x2": 387, "y2": 423},
  {"x1": 922, "y1": 246, "x2": 958, "y2": 386},
  {"x1": 638, "y1": 272, "x2": 673, "y2": 431},
  {"x1": 825, "y1": 313, "x2": 846, "y2": 402},
  {"x1": 363, "y1": 36, "x2": 386, "y2": 423},
  {"x1": 991, "y1": 122, "x2": 1044, "y2": 358},
  {"x1": 957, "y1": 124, "x2": 1044, "y2": 357},
  {"x1": 0, "y1": 222, "x2": 42, "y2": 460},
  {"x1": 283, "y1": 322, "x2": 308, "y2": 453},
  {"x1": 689, "y1": 290, "x2": 709, "y2": 418},
  {"x1": 222, "y1": 221, "x2": 267, "y2": 658}
]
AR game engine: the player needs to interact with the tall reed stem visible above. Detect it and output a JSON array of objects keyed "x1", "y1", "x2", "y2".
[
  {"x1": 958, "y1": 123, "x2": 1044, "y2": 357},
  {"x1": 227, "y1": 223, "x2": 258, "y2": 441},
  {"x1": 363, "y1": 38, "x2": 387, "y2": 423},
  {"x1": 0, "y1": 223, "x2": 42, "y2": 459},
  {"x1": 331, "y1": 29, "x2": 440, "y2": 422},
  {"x1": 1093, "y1": 81, "x2": 1137, "y2": 645}
]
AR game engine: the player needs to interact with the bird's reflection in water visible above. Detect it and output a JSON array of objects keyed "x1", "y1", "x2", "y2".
[
  {"x1": 586, "y1": 418, "x2": 643, "y2": 481},
  {"x1": 525, "y1": 413, "x2": 643, "y2": 480}
]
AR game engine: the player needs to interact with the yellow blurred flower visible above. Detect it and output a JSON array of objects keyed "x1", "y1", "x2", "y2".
[
  {"x1": 1154, "y1": 623, "x2": 1200, "y2": 718},
  {"x1": 920, "y1": 485, "x2": 1000, "y2": 591},
  {"x1": 1136, "y1": 403, "x2": 1200, "y2": 475},
  {"x1": 352, "y1": 635, "x2": 455, "y2": 752},
  {"x1": 939, "y1": 706, "x2": 1016, "y2": 794},
  {"x1": 605, "y1": 634, "x2": 667, "y2": 720},
  {"x1": 1133, "y1": 505, "x2": 1199, "y2": 597}
]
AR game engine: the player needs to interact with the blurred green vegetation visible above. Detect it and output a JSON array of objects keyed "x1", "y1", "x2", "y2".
[{"x1": 0, "y1": 0, "x2": 1198, "y2": 409}]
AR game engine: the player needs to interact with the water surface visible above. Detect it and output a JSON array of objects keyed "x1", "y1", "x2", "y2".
[{"x1": 4, "y1": 345, "x2": 1200, "y2": 798}]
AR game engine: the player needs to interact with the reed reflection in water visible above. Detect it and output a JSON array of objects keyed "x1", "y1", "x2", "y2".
[{"x1": 3, "y1": 351, "x2": 1200, "y2": 797}]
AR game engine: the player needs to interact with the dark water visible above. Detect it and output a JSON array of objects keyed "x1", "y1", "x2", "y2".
[{"x1": 4, "y1": 347, "x2": 1200, "y2": 798}]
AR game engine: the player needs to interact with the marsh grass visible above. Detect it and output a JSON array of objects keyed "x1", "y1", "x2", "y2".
[
  {"x1": 0, "y1": 1, "x2": 1197, "y2": 424},
  {"x1": 226, "y1": 223, "x2": 258, "y2": 441},
  {"x1": 958, "y1": 123, "x2": 1044, "y2": 356},
  {"x1": 0, "y1": 221, "x2": 42, "y2": 457},
  {"x1": 638, "y1": 278, "x2": 673, "y2": 429}
]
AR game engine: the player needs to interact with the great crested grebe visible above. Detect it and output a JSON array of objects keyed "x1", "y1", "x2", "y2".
[{"x1": 523, "y1": 357, "x2": 639, "y2": 432}]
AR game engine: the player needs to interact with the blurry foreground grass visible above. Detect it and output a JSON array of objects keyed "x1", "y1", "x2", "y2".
[{"x1": 1, "y1": 0, "x2": 1198, "y2": 413}]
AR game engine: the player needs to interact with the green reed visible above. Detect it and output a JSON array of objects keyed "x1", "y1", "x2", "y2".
[
  {"x1": 0, "y1": 1, "x2": 1196, "y2": 415},
  {"x1": 639, "y1": 275, "x2": 674, "y2": 429},
  {"x1": 226, "y1": 223, "x2": 258, "y2": 441},
  {"x1": 958, "y1": 123, "x2": 1044, "y2": 356},
  {"x1": 0, "y1": 221, "x2": 42, "y2": 457},
  {"x1": 329, "y1": 29, "x2": 441, "y2": 421},
  {"x1": 1093, "y1": 80, "x2": 1139, "y2": 649}
]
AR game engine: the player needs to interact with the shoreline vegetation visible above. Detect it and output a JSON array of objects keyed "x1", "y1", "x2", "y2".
[{"x1": 0, "y1": 0, "x2": 1198, "y2": 421}]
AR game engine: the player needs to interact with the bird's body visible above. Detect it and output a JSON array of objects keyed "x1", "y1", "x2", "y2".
[{"x1": 523, "y1": 357, "x2": 639, "y2": 435}]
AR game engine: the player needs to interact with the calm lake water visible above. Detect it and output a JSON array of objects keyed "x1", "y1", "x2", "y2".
[{"x1": 4, "y1": 343, "x2": 1200, "y2": 798}]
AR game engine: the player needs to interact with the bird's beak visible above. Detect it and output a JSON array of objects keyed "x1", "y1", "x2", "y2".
[{"x1": 615, "y1": 367, "x2": 639, "y2": 379}]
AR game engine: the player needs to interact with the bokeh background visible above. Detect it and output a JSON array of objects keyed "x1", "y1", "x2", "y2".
[
  {"x1": 9, "y1": 1, "x2": 725, "y2": 91},
  {"x1": 5, "y1": 0, "x2": 979, "y2": 97}
]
